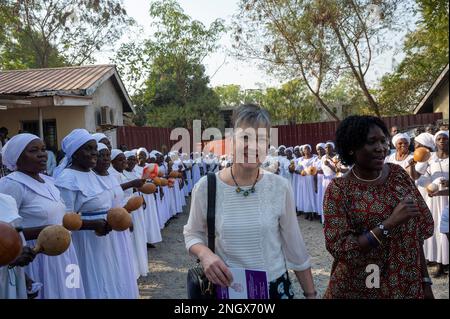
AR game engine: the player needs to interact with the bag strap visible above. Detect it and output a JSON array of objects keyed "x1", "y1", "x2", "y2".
[{"x1": 207, "y1": 172, "x2": 216, "y2": 253}]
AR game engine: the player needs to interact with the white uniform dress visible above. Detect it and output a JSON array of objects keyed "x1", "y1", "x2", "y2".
[
  {"x1": 134, "y1": 165, "x2": 162, "y2": 244},
  {"x1": 416, "y1": 153, "x2": 449, "y2": 265},
  {"x1": 314, "y1": 157, "x2": 324, "y2": 217},
  {"x1": 55, "y1": 169, "x2": 137, "y2": 298},
  {"x1": 296, "y1": 156, "x2": 317, "y2": 213},
  {"x1": 172, "y1": 160, "x2": 186, "y2": 209},
  {"x1": 0, "y1": 172, "x2": 86, "y2": 299},
  {"x1": 97, "y1": 171, "x2": 140, "y2": 291},
  {"x1": 291, "y1": 157, "x2": 300, "y2": 211},
  {"x1": 191, "y1": 161, "x2": 201, "y2": 186},
  {"x1": 122, "y1": 169, "x2": 149, "y2": 278},
  {"x1": 158, "y1": 164, "x2": 174, "y2": 221},
  {"x1": 0, "y1": 193, "x2": 27, "y2": 299},
  {"x1": 320, "y1": 156, "x2": 337, "y2": 224},
  {"x1": 384, "y1": 152, "x2": 413, "y2": 170}
]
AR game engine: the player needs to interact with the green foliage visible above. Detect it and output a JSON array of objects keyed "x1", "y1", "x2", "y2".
[
  {"x1": 377, "y1": 0, "x2": 449, "y2": 114},
  {"x1": 114, "y1": 0, "x2": 226, "y2": 128},
  {"x1": 0, "y1": 0, "x2": 133, "y2": 69}
]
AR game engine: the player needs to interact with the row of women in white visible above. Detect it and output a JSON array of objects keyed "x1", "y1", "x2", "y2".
[
  {"x1": 0, "y1": 129, "x2": 210, "y2": 299},
  {"x1": 261, "y1": 131, "x2": 449, "y2": 268}
]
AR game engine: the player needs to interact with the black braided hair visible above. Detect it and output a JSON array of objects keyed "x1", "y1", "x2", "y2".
[{"x1": 335, "y1": 115, "x2": 389, "y2": 166}]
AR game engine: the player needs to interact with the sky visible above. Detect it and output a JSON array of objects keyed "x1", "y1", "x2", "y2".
[{"x1": 95, "y1": 0, "x2": 417, "y2": 90}]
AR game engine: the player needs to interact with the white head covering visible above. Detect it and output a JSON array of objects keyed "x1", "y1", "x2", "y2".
[
  {"x1": 137, "y1": 147, "x2": 149, "y2": 158},
  {"x1": 62, "y1": 129, "x2": 95, "y2": 160},
  {"x1": 0, "y1": 193, "x2": 22, "y2": 225},
  {"x1": 97, "y1": 143, "x2": 108, "y2": 152},
  {"x1": 277, "y1": 145, "x2": 286, "y2": 151},
  {"x1": 1, "y1": 133, "x2": 40, "y2": 171},
  {"x1": 414, "y1": 133, "x2": 435, "y2": 151},
  {"x1": 392, "y1": 133, "x2": 410, "y2": 147},
  {"x1": 325, "y1": 142, "x2": 335, "y2": 149},
  {"x1": 111, "y1": 149, "x2": 123, "y2": 161},
  {"x1": 434, "y1": 130, "x2": 449, "y2": 143},
  {"x1": 294, "y1": 145, "x2": 300, "y2": 150},
  {"x1": 92, "y1": 133, "x2": 108, "y2": 143},
  {"x1": 285, "y1": 147, "x2": 294, "y2": 153},
  {"x1": 124, "y1": 151, "x2": 136, "y2": 159},
  {"x1": 316, "y1": 143, "x2": 326, "y2": 150},
  {"x1": 303, "y1": 144, "x2": 312, "y2": 151}
]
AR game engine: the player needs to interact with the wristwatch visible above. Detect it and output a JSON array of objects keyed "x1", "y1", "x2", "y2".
[
  {"x1": 378, "y1": 223, "x2": 390, "y2": 237},
  {"x1": 422, "y1": 277, "x2": 433, "y2": 286}
]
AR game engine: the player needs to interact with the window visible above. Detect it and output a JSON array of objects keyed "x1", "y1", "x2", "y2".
[{"x1": 21, "y1": 119, "x2": 58, "y2": 151}]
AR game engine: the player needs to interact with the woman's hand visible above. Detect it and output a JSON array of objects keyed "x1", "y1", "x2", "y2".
[
  {"x1": 130, "y1": 179, "x2": 146, "y2": 189},
  {"x1": 9, "y1": 246, "x2": 36, "y2": 267},
  {"x1": 200, "y1": 250, "x2": 233, "y2": 288},
  {"x1": 94, "y1": 219, "x2": 112, "y2": 237},
  {"x1": 385, "y1": 198, "x2": 420, "y2": 229}
]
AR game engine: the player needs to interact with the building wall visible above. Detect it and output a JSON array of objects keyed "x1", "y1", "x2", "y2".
[
  {"x1": 87, "y1": 78, "x2": 124, "y2": 148},
  {"x1": 433, "y1": 80, "x2": 449, "y2": 120},
  {"x1": 0, "y1": 106, "x2": 85, "y2": 149}
]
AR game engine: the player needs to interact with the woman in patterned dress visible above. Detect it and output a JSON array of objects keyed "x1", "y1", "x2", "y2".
[{"x1": 323, "y1": 115, "x2": 434, "y2": 299}]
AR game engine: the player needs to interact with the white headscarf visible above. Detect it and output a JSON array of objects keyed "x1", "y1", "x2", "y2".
[
  {"x1": 414, "y1": 133, "x2": 435, "y2": 151},
  {"x1": 294, "y1": 145, "x2": 300, "y2": 150},
  {"x1": 316, "y1": 143, "x2": 326, "y2": 150},
  {"x1": 137, "y1": 147, "x2": 149, "y2": 158},
  {"x1": 392, "y1": 133, "x2": 410, "y2": 147},
  {"x1": 124, "y1": 151, "x2": 136, "y2": 159},
  {"x1": 111, "y1": 149, "x2": 123, "y2": 161},
  {"x1": 303, "y1": 144, "x2": 312, "y2": 151},
  {"x1": 0, "y1": 193, "x2": 22, "y2": 225},
  {"x1": 285, "y1": 147, "x2": 294, "y2": 153},
  {"x1": 325, "y1": 142, "x2": 335, "y2": 149},
  {"x1": 62, "y1": 129, "x2": 95, "y2": 160},
  {"x1": 97, "y1": 143, "x2": 108, "y2": 153},
  {"x1": 92, "y1": 133, "x2": 108, "y2": 143},
  {"x1": 434, "y1": 130, "x2": 449, "y2": 143},
  {"x1": 1, "y1": 133, "x2": 40, "y2": 171}
]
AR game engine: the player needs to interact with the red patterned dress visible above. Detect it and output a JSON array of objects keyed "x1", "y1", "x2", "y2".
[{"x1": 323, "y1": 164, "x2": 434, "y2": 299}]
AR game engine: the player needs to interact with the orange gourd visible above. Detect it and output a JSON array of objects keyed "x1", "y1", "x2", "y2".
[
  {"x1": 0, "y1": 222, "x2": 22, "y2": 266},
  {"x1": 413, "y1": 147, "x2": 431, "y2": 163},
  {"x1": 107, "y1": 208, "x2": 132, "y2": 231},
  {"x1": 62, "y1": 213, "x2": 83, "y2": 231},
  {"x1": 139, "y1": 183, "x2": 157, "y2": 194},
  {"x1": 34, "y1": 225, "x2": 71, "y2": 256},
  {"x1": 124, "y1": 196, "x2": 144, "y2": 212}
]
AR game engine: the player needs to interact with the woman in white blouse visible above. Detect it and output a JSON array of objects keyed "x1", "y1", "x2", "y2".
[
  {"x1": 384, "y1": 133, "x2": 413, "y2": 173},
  {"x1": 184, "y1": 104, "x2": 316, "y2": 299}
]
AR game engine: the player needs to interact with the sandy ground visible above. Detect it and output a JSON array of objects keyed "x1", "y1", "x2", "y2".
[{"x1": 139, "y1": 197, "x2": 449, "y2": 299}]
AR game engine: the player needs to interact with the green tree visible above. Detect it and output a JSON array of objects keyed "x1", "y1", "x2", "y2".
[
  {"x1": 214, "y1": 84, "x2": 244, "y2": 107},
  {"x1": 262, "y1": 80, "x2": 320, "y2": 124},
  {"x1": 0, "y1": 0, "x2": 133, "y2": 69},
  {"x1": 233, "y1": 0, "x2": 407, "y2": 119},
  {"x1": 377, "y1": 0, "x2": 449, "y2": 115},
  {"x1": 114, "y1": 0, "x2": 226, "y2": 128}
]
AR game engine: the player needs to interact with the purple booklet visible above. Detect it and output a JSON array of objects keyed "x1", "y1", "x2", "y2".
[{"x1": 216, "y1": 268, "x2": 269, "y2": 299}]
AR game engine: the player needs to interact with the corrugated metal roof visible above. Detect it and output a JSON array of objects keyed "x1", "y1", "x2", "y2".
[{"x1": 0, "y1": 64, "x2": 115, "y2": 95}]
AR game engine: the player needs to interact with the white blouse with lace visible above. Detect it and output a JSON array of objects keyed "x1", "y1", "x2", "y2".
[{"x1": 183, "y1": 171, "x2": 311, "y2": 282}]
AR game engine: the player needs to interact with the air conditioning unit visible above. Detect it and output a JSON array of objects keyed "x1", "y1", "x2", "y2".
[{"x1": 100, "y1": 106, "x2": 112, "y2": 125}]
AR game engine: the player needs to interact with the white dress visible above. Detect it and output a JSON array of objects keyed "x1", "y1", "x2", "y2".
[
  {"x1": 158, "y1": 164, "x2": 174, "y2": 221},
  {"x1": 134, "y1": 165, "x2": 162, "y2": 244},
  {"x1": 296, "y1": 156, "x2": 317, "y2": 213},
  {"x1": 384, "y1": 152, "x2": 413, "y2": 170},
  {"x1": 320, "y1": 156, "x2": 337, "y2": 223},
  {"x1": 416, "y1": 153, "x2": 449, "y2": 265},
  {"x1": 122, "y1": 169, "x2": 149, "y2": 278},
  {"x1": 0, "y1": 193, "x2": 27, "y2": 299},
  {"x1": 291, "y1": 158, "x2": 300, "y2": 211},
  {"x1": 0, "y1": 172, "x2": 86, "y2": 299},
  {"x1": 55, "y1": 169, "x2": 138, "y2": 298},
  {"x1": 97, "y1": 170, "x2": 140, "y2": 290},
  {"x1": 184, "y1": 172, "x2": 311, "y2": 282},
  {"x1": 314, "y1": 157, "x2": 324, "y2": 217},
  {"x1": 191, "y1": 162, "x2": 201, "y2": 186}
]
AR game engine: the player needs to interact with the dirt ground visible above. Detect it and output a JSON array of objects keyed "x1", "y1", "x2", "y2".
[{"x1": 138, "y1": 198, "x2": 449, "y2": 299}]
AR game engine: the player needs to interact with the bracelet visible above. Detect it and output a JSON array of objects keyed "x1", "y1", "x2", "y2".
[
  {"x1": 303, "y1": 290, "x2": 317, "y2": 298},
  {"x1": 370, "y1": 230, "x2": 383, "y2": 246},
  {"x1": 364, "y1": 231, "x2": 379, "y2": 248}
]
